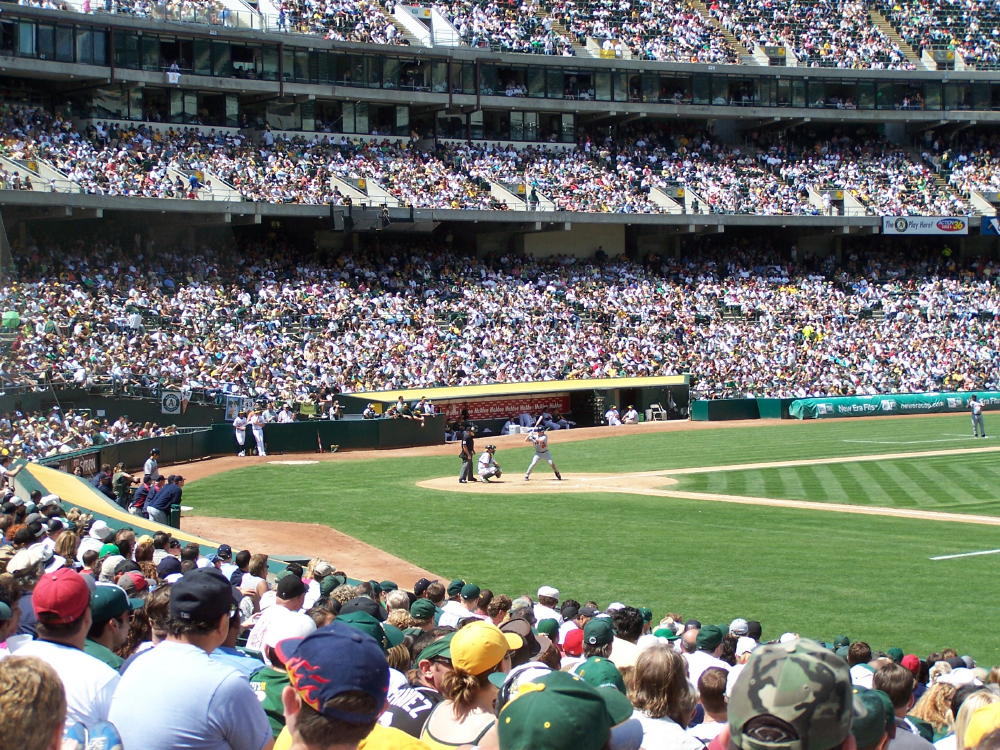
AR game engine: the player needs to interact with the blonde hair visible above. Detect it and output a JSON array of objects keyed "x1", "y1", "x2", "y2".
[
  {"x1": 956, "y1": 690, "x2": 1000, "y2": 750},
  {"x1": 247, "y1": 553, "x2": 269, "y2": 579},
  {"x1": 440, "y1": 668, "x2": 496, "y2": 715},
  {"x1": 386, "y1": 609, "x2": 412, "y2": 630},
  {"x1": 0, "y1": 656, "x2": 66, "y2": 750},
  {"x1": 386, "y1": 644, "x2": 411, "y2": 672},
  {"x1": 988, "y1": 667, "x2": 1000, "y2": 686},
  {"x1": 627, "y1": 644, "x2": 695, "y2": 725},
  {"x1": 911, "y1": 681, "x2": 957, "y2": 734},
  {"x1": 54, "y1": 531, "x2": 79, "y2": 561},
  {"x1": 330, "y1": 584, "x2": 360, "y2": 605}
]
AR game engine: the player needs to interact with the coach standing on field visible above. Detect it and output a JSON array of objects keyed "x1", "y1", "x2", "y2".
[{"x1": 970, "y1": 395, "x2": 987, "y2": 438}]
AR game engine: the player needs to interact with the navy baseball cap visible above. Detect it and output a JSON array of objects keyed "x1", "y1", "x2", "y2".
[
  {"x1": 276, "y1": 621, "x2": 390, "y2": 725},
  {"x1": 170, "y1": 568, "x2": 232, "y2": 622}
]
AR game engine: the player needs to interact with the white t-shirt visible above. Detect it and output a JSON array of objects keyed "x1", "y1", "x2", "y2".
[
  {"x1": 244, "y1": 606, "x2": 311, "y2": 664},
  {"x1": 633, "y1": 710, "x2": 704, "y2": 750},
  {"x1": 688, "y1": 719, "x2": 727, "y2": 745},
  {"x1": 533, "y1": 603, "x2": 561, "y2": 624},
  {"x1": 684, "y1": 650, "x2": 731, "y2": 689},
  {"x1": 437, "y1": 600, "x2": 472, "y2": 629},
  {"x1": 109, "y1": 640, "x2": 271, "y2": 750},
  {"x1": 15, "y1": 639, "x2": 120, "y2": 730}
]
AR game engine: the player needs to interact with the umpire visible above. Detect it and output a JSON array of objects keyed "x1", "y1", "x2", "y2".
[{"x1": 458, "y1": 428, "x2": 477, "y2": 484}]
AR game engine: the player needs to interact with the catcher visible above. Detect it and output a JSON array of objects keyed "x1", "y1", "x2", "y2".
[{"x1": 478, "y1": 444, "x2": 502, "y2": 482}]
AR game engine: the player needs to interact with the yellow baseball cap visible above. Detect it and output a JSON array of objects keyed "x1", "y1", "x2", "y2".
[
  {"x1": 448, "y1": 620, "x2": 523, "y2": 676},
  {"x1": 965, "y1": 704, "x2": 1000, "y2": 749}
]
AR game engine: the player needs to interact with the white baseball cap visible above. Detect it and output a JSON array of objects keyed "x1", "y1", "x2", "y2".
[{"x1": 536, "y1": 585, "x2": 559, "y2": 600}]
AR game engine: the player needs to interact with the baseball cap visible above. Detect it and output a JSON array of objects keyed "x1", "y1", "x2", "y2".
[
  {"x1": 728, "y1": 638, "x2": 853, "y2": 750},
  {"x1": 537, "y1": 585, "x2": 559, "y2": 600},
  {"x1": 563, "y1": 629, "x2": 584, "y2": 657},
  {"x1": 338, "y1": 611, "x2": 401, "y2": 651},
  {"x1": 448, "y1": 620, "x2": 523, "y2": 676},
  {"x1": 736, "y1": 636, "x2": 758, "y2": 657},
  {"x1": 33, "y1": 568, "x2": 90, "y2": 625},
  {"x1": 584, "y1": 618, "x2": 614, "y2": 647},
  {"x1": 447, "y1": 579, "x2": 465, "y2": 597},
  {"x1": 341, "y1": 597, "x2": 387, "y2": 622},
  {"x1": 263, "y1": 612, "x2": 317, "y2": 649},
  {"x1": 157, "y1": 555, "x2": 182, "y2": 578},
  {"x1": 277, "y1": 621, "x2": 389, "y2": 725},
  {"x1": 276, "y1": 575, "x2": 306, "y2": 600},
  {"x1": 320, "y1": 574, "x2": 346, "y2": 597},
  {"x1": 965, "y1": 704, "x2": 1000, "y2": 749},
  {"x1": 416, "y1": 633, "x2": 455, "y2": 664},
  {"x1": 410, "y1": 599, "x2": 437, "y2": 620},
  {"x1": 379, "y1": 580, "x2": 398, "y2": 592},
  {"x1": 497, "y1": 670, "x2": 637, "y2": 750},
  {"x1": 216, "y1": 544, "x2": 233, "y2": 560},
  {"x1": 118, "y1": 571, "x2": 149, "y2": 596},
  {"x1": 638, "y1": 607, "x2": 653, "y2": 623},
  {"x1": 730, "y1": 618, "x2": 750, "y2": 636},
  {"x1": 901, "y1": 654, "x2": 920, "y2": 674},
  {"x1": 697, "y1": 624, "x2": 725, "y2": 651},
  {"x1": 851, "y1": 689, "x2": 895, "y2": 749},
  {"x1": 579, "y1": 606, "x2": 598, "y2": 618},
  {"x1": 653, "y1": 626, "x2": 681, "y2": 642},
  {"x1": 537, "y1": 618, "x2": 559, "y2": 640},
  {"x1": 561, "y1": 604, "x2": 580, "y2": 620},
  {"x1": 91, "y1": 584, "x2": 143, "y2": 623},
  {"x1": 99, "y1": 543, "x2": 120, "y2": 558},
  {"x1": 886, "y1": 648, "x2": 904, "y2": 663},
  {"x1": 574, "y1": 656, "x2": 625, "y2": 692},
  {"x1": 170, "y1": 568, "x2": 233, "y2": 622},
  {"x1": 461, "y1": 583, "x2": 481, "y2": 599},
  {"x1": 8, "y1": 544, "x2": 64, "y2": 576},
  {"x1": 88, "y1": 520, "x2": 115, "y2": 541}
]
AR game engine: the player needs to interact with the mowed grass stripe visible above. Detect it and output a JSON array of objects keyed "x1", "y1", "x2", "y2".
[{"x1": 874, "y1": 462, "x2": 941, "y2": 508}]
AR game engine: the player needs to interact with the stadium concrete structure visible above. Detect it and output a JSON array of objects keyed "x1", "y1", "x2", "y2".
[{"x1": 1, "y1": 0, "x2": 1000, "y2": 260}]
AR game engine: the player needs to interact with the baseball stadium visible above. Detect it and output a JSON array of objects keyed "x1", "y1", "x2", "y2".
[{"x1": 1, "y1": 0, "x2": 1000, "y2": 745}]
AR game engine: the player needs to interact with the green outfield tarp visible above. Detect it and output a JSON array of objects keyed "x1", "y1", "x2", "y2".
[{"x1": 789, "y1": 392, "x2": 1000, "y2": 419}]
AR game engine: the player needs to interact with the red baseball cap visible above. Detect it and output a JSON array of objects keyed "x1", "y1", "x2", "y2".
[
  {"x1": 33, "y1": 568, "x2": 90, "y2": 625},
  {"x1": 562, "y1": 627, "x2": 584, "y2": 657},
  {"x1": 901, "y1": 654, "x2": 920, "y2": 674}
]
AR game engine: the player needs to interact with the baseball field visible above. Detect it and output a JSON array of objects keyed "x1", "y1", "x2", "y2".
[{"x1": 180, "y1": 413, "x2": 1000, "y2": 661}]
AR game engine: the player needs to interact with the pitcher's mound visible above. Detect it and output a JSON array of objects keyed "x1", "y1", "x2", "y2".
[{"x1": 417, "y1": 472, "x2": 676, "y2": 494}]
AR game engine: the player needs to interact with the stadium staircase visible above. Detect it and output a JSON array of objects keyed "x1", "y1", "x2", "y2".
[
  {"x1": 867, "y1": 6, "x2": 927, "y2": 69},
  {"x1": 383, "y1": 5, "x2": 427, "y2": 47},
  {"x1": 538, "y1": 9, "x2": 592, "y2": 56},
  {"x1": 1, "y1": 155, "x2": 82, "y2": 193},
  {"x1": 688, "y1": 0, "x2": 760, "y2": 65}
]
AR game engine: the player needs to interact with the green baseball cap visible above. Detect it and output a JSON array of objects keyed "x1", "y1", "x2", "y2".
[
  {"x1": 886, "y1": 648, "x2": 903, "y2": 663},
  {"x1": 851, "y1": 689, "x2": 894, "y2": 749},
  {"x1": 574, "y1": 657, "x2": 625, "y2": 693},
  {"x1": 729, "y1": 638, "x2": 853, "y2": 750},
  {"x1": 415, "y1": 633, "x2": 454, "y2": 665},
  {"x1": 696, "y1": 624, "x2": 725, "y2": 651},
  {"x1": 461, "y1": 583, "x2": 481, "y2": 600},
  {"x1": 379, "y1": 580, "x2": 398, "y2": 592},
  {"x1": 497, "y1": 670, "x2": 634, "y2": 750},
  {"x1": 653, "y1": 627, "x2": 681, "y2": 641},
  {"x1": 91, "y1": 585, "x2": 143, "y2": 624},
  {"x1": 447, "y1": 579, "x2": 465, "y2": 597},
  {"x1": 99, "y1": 543, "x2": 120, "y2": 558},
  {"x1": 319, "y1": 574, "x2": 346, "y2": 597},
  {"x1": 537, "y1": 618, "x2": 559, "y2": 640},
  {"x1": 338, "y1": 611, "x2": 394, "y2": 652},
  {"x1": 638, "y1": 607, "x2": 653, "y2": 623},
  {"x1": 583, "y1": 618, "x2": 614, "y2": 647},
  {"x1": 410, "y1": 599, "x2": 437, "y2": 620},
  {"x1": 833, "y1": 635, "x2": 850, "y2": 649}
]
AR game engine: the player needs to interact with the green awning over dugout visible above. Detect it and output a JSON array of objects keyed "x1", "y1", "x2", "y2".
[{"x1": 361, "y1": 375, "x2": 690, "y2": 403}]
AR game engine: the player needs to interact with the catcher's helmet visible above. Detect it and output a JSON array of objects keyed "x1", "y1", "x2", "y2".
[{"x1": 486, "y1": 444, "x2": 497, "y2": 451}]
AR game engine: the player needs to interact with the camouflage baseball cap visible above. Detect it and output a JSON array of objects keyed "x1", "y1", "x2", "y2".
[{"x1": 729, "y1": 638, "x2": 853, "y2": 750}]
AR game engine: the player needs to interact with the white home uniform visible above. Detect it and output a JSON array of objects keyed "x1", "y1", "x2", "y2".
[
  {"x1": 605, "y1": 407, "x2": 621, "y2": 426},
  {"x1": 971, "y1": 397, "x2": 987, "y2": 438},
  {"x1": 525, "y1": 432, "x2": 561, "y2": 480},
  {"x1": 249, "y1": 413, "x2": 266, "y2": 456},
  {"x1": 232, "y1": 415, "x2": 248, "y2": 456},
  {"x1": 478, "y1": 448, "x2": 501, "y2": 481}
]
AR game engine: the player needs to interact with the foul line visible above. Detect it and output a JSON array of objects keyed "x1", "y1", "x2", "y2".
[
  {"x1": 930, "y1": 549, "x2": 1000, "y2": 561},
  {"x1": 842, "y1": 438, "x2": 975, "y2": 445}
]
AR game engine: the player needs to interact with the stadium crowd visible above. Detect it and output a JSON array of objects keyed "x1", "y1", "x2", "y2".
[
  {"x1": 273, "y1": 0, "x2": 407, "y2": 45},
  {"x1": 4, "y1": 494, "x2": 1000, "y2": 750},
  {"x1": 710, "y1": 0, "x2": 915, "y2": 69},
  {"x1": 0, "y1": 102, "x2": 984, "y2": 215},
  {"x1": 434, "y1": 0, "x2": 577, "y2": 55},
  {"x1": 881, "y1": 0, "x2": 1000, "y2": 69},
  {"x1": 1, "y1": 236, "x2": 998, "y2": 428}
]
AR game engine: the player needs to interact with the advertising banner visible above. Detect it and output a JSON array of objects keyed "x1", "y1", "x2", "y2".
[
  {"x1": 438, "y1": 394, "x2": 571, "y2": 421},
  {"x1": 161, "y1": 391, "x2": 182, "y2": 415},
  {"x1": 789, "y1": 392, "x2": 1000, "y2": 419},
  {"x1": 882, "y1": 216, "x2": 969, "y2": 235},
  {"x1": 56, "y1": 451, "x2": 101, "y2": 476},
  {"x1": 981, "y1": 216, "x2": 1000, "y2": 236}
]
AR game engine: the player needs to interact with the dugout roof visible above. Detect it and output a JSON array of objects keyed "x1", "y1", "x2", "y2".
[{"x1": 361, "y1": 375, "x2": 689, "y2": 403}]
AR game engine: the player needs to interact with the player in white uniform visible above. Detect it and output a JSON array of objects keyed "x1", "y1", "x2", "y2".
[
  {"x1": 524, "y1": 428, "x2": 562, "y2": 481},
  {"x1": 622, "y1": 405, "x2": 639, "y2": 424},
  {"x1": 970, "y1": 394, "x2": 987, "y2": 438},
  {"x1": 478, "y1": 445, "x2": 502, "y2": 482},
  {"x1": 232, "y1": 412, "x2": 248, "y2": 456},
  {"x1": 249, "y1": 410, "x2": 267, "y2": 456},
  {"x1": 604, "y1": 406, "x2": 621, "y2": 426}
]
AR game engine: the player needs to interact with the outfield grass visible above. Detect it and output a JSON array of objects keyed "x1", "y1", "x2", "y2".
[{"x1": 184, "y1": 414, "x2": 1000, "y2": 661}]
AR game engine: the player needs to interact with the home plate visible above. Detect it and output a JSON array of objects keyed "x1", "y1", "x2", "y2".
[{"x1": 268, "y1": 460, "x2": 319, "y2": 465}]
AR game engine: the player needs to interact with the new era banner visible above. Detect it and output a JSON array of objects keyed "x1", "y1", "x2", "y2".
[
  {"x1": 789, "y1": 392, "x2": 1000, "y2": 419},
  {"x1": 882, "y1": 216, "x2": 969, "y2": 235}
]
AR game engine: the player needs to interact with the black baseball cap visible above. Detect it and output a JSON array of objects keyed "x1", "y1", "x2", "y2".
[
  {"x1": 276, "y1": 575, "x2": 307, "y2": 600},
  {"x1": 157, "y1": 555, "x2": 182, "y2": 578},
  {"x1": 341, "y1": 596, "x2": 387, "y2": 622},
  {"x1": 216, "y1": 544, "x2": 233, "y2": 560},
  {"x1": 170, "y1": 568, "x2": 232, "y2": 622}
]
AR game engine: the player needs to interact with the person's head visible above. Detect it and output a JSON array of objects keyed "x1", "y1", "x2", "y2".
[
  {"x1": 496, "y1": 670, "x2": 637, "y2": 750},
  {"x1": 487, "y1": 594, "x2": 512, "y2": 623},
  {"x1": 384, "y1": 589, "x2": 410, "y2": 612},
  {"x1": 582, "y1": 618, "x2": 614, "y2": 659},
  {"x1": 848, "y1": 642, "x2": 872, "y2": 667},
  {"x1": 611, "y1": 606, "x2": 644, "y2": 644},
  {"x1": 728, "y1": 638, "x2": 854, "y2": 750},
  {"x1": 697, "y1": 624, "x2": 726, "y2": 656},
  {"x1": 88, "y1": 584, "x2": 143, "y2": 650},
  {"x1": 247, "y1": 553, "x2": 268, "y2": 578},
  {"x1": 681, "y1": 628, "x2": 699, "y2": 654},
  {"x1": 873, "y1": 662, "x2": 917, "y2": 714},
  {"x1": 180, "y1": 543, "x2": 200, "y2": 563},
  {"x1": 412, "y1": 631, "x2": 456, "y2": 691},
  {"x1": 699, "y1": 666, "x2": 729, "y2": 718},
  {"x1": 33, "y1": 568, "x2": 92, "y2": 646},
  {"x1": 461, "y1": 583, "x2": 481, "y2": 609},
  {"x1": 537, "y1": 585, "x2": 559, "y2": 609},
  {"x1": 54, "y1": 531, "x2": 78, "y2": 561},
  {"x1": 910, "y1": 680, "x2": 957, "y2": 733},
  {"x1": 954, "y1": 691, "x2": 1000, "y2": 750},
  {"x1": 440, "y1": 620, "x2": 522, "y2": 713},
  {"x1": 167, "y1": 568, "x2": 234, "y2": 650},
  {"x1": 235, "y1": 549, "x2": 251, "y2": 570},
  {"x1": 152, "y1": 531, "x2": 171, "y2": 551},
  {"x1": 0, "y1": 656, "x2": 66, "y2": 750},
  {"x1": 279, "y1": 621, "x2": 389, "y2": 750},
  {"x1": 627, "y1": 644, "x2": 695, "y2": 725},
  {"x1": 851, "y1": 689, "x2": 895, "y2": 750},
  {"x1": 277, "y1": 574, "x2": 307, "y2": 610},
  {"x1": 425, "y1": 581, "x2": 446, "y2": 606},
  {"x1": 965, "y1": 705, "x2": 1000, "y2": 750}
]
